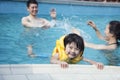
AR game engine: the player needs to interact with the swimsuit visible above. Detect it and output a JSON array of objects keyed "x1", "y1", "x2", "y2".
[
  {"x1": 108, "y1": 43, "x2": 117, "y2": 45},
  {"x1": 52, "y1": 35, "x2": 83, "y2": 64}
]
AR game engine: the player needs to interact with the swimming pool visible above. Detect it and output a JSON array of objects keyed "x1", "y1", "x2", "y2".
[{"x1": 0, "y1": 1, "x2": 120, "y2": 66}]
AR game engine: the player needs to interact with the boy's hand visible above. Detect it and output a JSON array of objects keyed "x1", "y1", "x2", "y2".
[
  {"x1": 95, "y1": 62, "x2": 104, "y2": 70},
  {"x1": 60, "y1": 61, "x2": 69, "y2": 68}
]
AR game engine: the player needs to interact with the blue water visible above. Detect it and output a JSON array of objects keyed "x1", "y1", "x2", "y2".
[{"x1": 0, "y1": 1, "x2": 120, "y2": 66}]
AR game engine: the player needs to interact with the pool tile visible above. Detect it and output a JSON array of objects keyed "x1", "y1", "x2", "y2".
[
  {"x1": 92, "y1": 74, "x2": 114, "y2": 80},
  {"x1": 50, "y1": 74, "x2": 94, "y2": 80},
  {"x1": 3, "y1": 75, "x2": 28, "y2": 80},
  {"x1": 11, "y1": 67, "x2": 33, "y2": 74},
  {"x1": 0, "y1": 75, "x2": 4, "y2": 80},
  {"x1": 112, "y1": 74, "x2": 120, "y2": 80},
  {"x1": 0, "y1": 64, "x2": 120, "y2": 80},
  {"x1": 27, "y1": 74, "x2": 52, "y2": 80},
  {"x1": 10, "y1": 64, "x2": 32, "y2": 67},
  {"x1": 31, "y1": 64, "x2": 97, "y2": 74},
  {"x1": 0, "y1": 65, "x2": 11, "y2": 75},
  {"x1": 10, "y1": 64, "x2": 33, "y2": 74},
  {"x1": 110, "y1": 67, "x2": 120, "y2": 74}
]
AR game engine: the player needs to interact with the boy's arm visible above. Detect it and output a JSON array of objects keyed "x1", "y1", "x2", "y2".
[
  {"x1": 50, "y1": 53, "x2": 61, "y2": 64},
  {"x1": 83, "y1": 57, "x2": 104, "y2": 70},
  {"x1": 50, "y1": 53, "x2": 68, "y2": 68}
]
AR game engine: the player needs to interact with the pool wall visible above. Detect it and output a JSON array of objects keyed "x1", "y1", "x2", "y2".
[{"x1": 0, "y1": 1, "x2": 120, "y2": 16}]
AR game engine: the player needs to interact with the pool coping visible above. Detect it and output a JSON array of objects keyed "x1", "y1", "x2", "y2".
[
  {"x1": 1, "y1": 64, "x2": 120, "y2": 74},
  {"x1": 0, "y1": 64, "x2": 120, "y2": 80},
  {"x1": 10, "y1": 0, "x2": 120, "y2": 7}
]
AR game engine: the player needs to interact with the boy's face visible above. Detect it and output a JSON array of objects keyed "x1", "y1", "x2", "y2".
[
  {"x1": 50, "y1": 11, "x2": 56, "y2": 19},
  {"x1": 65, "y1": 42, "x2": 80, "y2": 59},
  {"x1": 27, "y1": 3, "x2": 38, "y2": 16}
]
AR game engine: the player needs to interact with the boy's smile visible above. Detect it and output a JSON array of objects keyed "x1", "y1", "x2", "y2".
[{"x1": 65, "y1": 42, "x2": 80, "y2": 59}]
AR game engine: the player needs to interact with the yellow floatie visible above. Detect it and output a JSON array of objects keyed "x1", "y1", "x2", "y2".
[{"x1": 52, "y1": 35, "x2": 83, "y2": 64}]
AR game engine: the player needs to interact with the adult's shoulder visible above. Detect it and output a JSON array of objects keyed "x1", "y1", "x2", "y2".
[
  {"x1": 21, "y1": 16, "x2": 31, "y2": 27},
  {"x1": 21, "y1": 16, "x2": 31, "y2": 24},
  {"x1": 21, "y1": 16, "x2": 29, "y2": 21}
]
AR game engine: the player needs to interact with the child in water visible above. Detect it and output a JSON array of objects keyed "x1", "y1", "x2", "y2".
[
  {"x1": 50, "y1": 8, "x2": 57, "y2": 20},
  {"x1": 49, "y1": 8, "x2": 57, "y2": 27},
  {"x1": 50, "y1": 33, "x2": 104, "y2": 69}
]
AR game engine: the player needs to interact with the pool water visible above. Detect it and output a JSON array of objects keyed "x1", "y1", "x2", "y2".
[
  {"x1": 0, "y1": 13, "x2": 120, "y2": 66},
  {"x1": 0, "y1": 1, "x2": 120, "y2": 66}
]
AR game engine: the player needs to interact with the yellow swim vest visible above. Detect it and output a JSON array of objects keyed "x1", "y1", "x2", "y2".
[{"x1": 52, "y1": 35, "x2": 83, "y2": 64}]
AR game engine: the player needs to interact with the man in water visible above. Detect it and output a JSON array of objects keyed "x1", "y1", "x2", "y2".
[
  {"x1": 21, "y1": 0, "x2": 53, "y2": 57},
  {"x1": 21, "y1": 0, "x2": 50, "y2": 28}
]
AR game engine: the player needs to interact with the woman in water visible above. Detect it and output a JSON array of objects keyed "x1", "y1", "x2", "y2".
[{"x1": 85, "y1": 20, "x2": 120, "y2": 50}]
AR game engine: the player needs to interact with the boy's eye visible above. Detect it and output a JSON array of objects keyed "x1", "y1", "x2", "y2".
[
  {"x1": 69, "y1": 46, "x2": 72, "y2": 49},
  {"x1": 31, "y1": 7, "x2": 34, "y2": 9},
  {"x1": 75, "y1": 48, "x2": 79, "y2": 51},
  {"x1": 35, "y1": 6, "x2": 38, "y2": 8}
]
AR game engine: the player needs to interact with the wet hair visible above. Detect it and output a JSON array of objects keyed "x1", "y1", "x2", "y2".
[
  {"x1": 27, "y1": 0, "x2": 38, "y2": 8},
  {"x1": 50, "y1": 8, "x2": 56, "y2": 12},
  {"x1": 64, "y1": 33, "x2": 84, "y2": 54},
  {"x1": 109, "y1": 20, "x2": 120, "y2": 44}
]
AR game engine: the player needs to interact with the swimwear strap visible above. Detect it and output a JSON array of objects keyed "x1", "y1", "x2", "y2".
[{"x1": 109, "y1": 43, "x2": 117, "y2": 45}]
